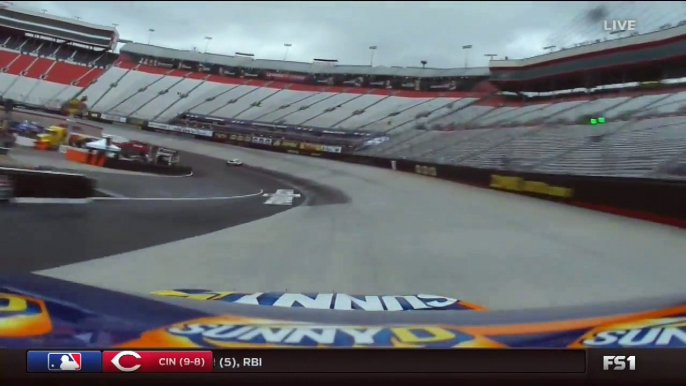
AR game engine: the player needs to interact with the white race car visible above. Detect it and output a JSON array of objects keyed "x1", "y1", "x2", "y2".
[{"x1": 226, "y1": 159, "x2": 243, "y2": 166}]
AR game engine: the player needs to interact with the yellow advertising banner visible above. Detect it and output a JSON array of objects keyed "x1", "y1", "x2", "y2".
[
  {"x1": 490, "y1": 175, "x2": 573, "y2": 198},
  {"x1": 300, "y1": 143, "x2": 323, "y2": 151}
]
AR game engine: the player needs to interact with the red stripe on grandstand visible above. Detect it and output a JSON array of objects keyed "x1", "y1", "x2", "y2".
[
  {"x1": 48, "y1": 62, "x2": 102, "y2": 85},
  {"x1": 186, "y1": 71, "x2": 207, "y2": 80},
  {"x1": 0, "y1": 50, "x2": 15, "y2": 67},
  {"x1": 3, "y1": 47, "x2": 686, "y2": 107},
  {"x1": 78, "y1": 68, "x2": 105, "y2": 86},
  {"x1": 139, "y1": 65, "x2": 169, "y2": 75},
  {"x1": 10, "y1": 49, "x2": 677, "y2": 102},
  {"x1": 118, "y1": 57, "x2": 489, "y2": 99},
  {"x1": 117, "y1": 60, "x2": 135, "y2": 70},
  {"x1": 5, "y1": 54, "x2": 33, "y2": 75},
  {"x1": 24, "y1": 58, "x2": 52, "y2": 78},
  {"x1": 0, "y1": 50, "x2": 105, "y2": 86}
]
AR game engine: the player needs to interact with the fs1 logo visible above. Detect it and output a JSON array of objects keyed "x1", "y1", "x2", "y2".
[{"x1": 603, "y1": 355, "x2": 636, "y2": 371}]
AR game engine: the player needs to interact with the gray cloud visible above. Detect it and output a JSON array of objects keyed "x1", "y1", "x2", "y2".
[{"x1": 13, "y1": 1, "x2": 686, "y2": 69}]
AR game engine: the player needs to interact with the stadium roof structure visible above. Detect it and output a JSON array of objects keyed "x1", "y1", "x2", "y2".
[
  {"x1": 542, "y1": 1, "x2": 686, "y2": 57},
  {"x1": 121, "y1": 42, "x2": 491, "y2": 78},
  {"x1": 492, "y1": 21, "x2": 686, "y2": 69},
  {"x1": 0, "y1": 3, "x2": 117, "y2": 49}
]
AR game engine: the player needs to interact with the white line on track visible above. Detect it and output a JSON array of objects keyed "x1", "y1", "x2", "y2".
[
  {"x1": 10, "y1": 190, "x2": 265, "y2": 204},
  {"x1": 11, "y1": 197, "x2": 92, "y2": 204},
  {"x1": 92, "y1": 189, "x2": 265, "y2": 201},
  {"x1": 263, "y1": 189, "x2": 301, "y2": 205},
  {"x1": 95, "y1": 188, "x2": 126, "y2": 198},
  {"x1": 160, "y1": 171, "x2": 194, "y2": 178}
]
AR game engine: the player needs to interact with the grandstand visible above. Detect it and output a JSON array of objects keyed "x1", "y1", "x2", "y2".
[
  {"x1": 0, "y1": 3, "x2": 118, "y2": 109},
  {"x1": 75, "y1": 44, "x2": 491, "y2": 132},
  {"x1": 3, "y1": 3, "x2": 686, "y2": 180}
]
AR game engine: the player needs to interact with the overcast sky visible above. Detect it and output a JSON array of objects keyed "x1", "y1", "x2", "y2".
[{"x1": 11, "y1": 1, "x2": 686, "y2": 68}]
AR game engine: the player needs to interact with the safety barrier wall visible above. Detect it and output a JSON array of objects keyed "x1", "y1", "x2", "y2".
[
  {"x1": 64, "y1": 148, "x2": 108, "y2": 166},
  {"x1": 84, "y1": 112, "x2": 686, "y2": 228},
  {"x1": 102, "y1": 158, "x2": 193, "y2": 176},
  {"x1": 0, "y1": 166, "x2": 95, "y2": 198},
  {"x1": 372, "y1": 159, "x2": 686, "y2": 227},
  {"x1": 257, "y1": 145, "x2": 686, "y2": 227}
]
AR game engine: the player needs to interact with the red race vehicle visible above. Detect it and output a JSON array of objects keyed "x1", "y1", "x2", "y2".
[{"x1": 102, "y1": 135, "x2": 180, "y2": 165}]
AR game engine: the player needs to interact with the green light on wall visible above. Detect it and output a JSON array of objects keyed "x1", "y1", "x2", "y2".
[{"x1": 589, "y1": 117, "x2": 606, "y2": 125}]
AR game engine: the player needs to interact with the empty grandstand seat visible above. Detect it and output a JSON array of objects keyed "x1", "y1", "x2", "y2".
[
  {"x1": 256, "y1": 91, "x2": 338, "y2": 123},
  {"x1": 423, "y1": 127, "x2": 532, "y2": 164},
  {"x1": 156, "y1": 81, "x2": 228, "y2": 121},
  {"x1": 362, "y1": 97, "x2": 459, "y2": 134},
  {"x1": 428, "y1": 102, "x2": 492, "y2": 129},
  {"x1": 336, "y1": 95, "x2": 423, "y2": 129},
  {"x1": 277, "y1": 92, "x2": 360, "y2": 125},
  {"x1": 190, "y1": 84, "x2": 270, "y2": 116},
  {"x1": 91, "y1": 69, "x2": 162, "y2": 112},
  {"x1": 136, "y1": 76, "x2": 206, "y2": 121},
  {"x1": 210, "y1": 86, "x2": 281, "y2": 120},
  {"x1": 47, "y1": 61, "x2": 97, "y2": 86},
  {"x1": 552, "y1": 97, "x2": 630, "y2": 123},
  {"x1": 478, "y1": 103, "x2": 547, "y2": 126},
  {"x1": 634, "y1": 91, "x2": 686, "y2": 117},
  {"x1": 509, "y1": 100, "x2": 584, "y2": 124},
  {"x1": 461, "y1": 123, "x2": 621, "y2": 170},
  {"x1": 305, "y1": 93, "x2": 386, "y2": 128},
  {"x1": 233, "y1": 89, "x2": 315, "y2": 121},
  {"x1": 111, "y1": 72, "x2": 189, "y2": 117},
  {"x1": 80, "y1": 66, "x2": 127, "y2": 107},
  {"x1": 603, "y1": 93, "x2": 668, "y2": 119},
  {"x1": 478, "y1": 106, "x2": 519, "y2": 125},
  {"x1": 534, "y1": 119, "x2": 686, "y2": 177}
]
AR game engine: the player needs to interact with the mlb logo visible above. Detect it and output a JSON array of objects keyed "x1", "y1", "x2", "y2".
[{"x1": 47, "y1": 353, "x2": 82, "y2": 371}]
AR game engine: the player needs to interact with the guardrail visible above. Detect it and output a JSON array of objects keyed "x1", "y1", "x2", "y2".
[{"x1": 0, "y1": 167, "x2": 96, "y2": 199}]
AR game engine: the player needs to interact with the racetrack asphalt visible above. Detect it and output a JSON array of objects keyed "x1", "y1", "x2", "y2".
[
  {"x1": 1, "y1": 198, "x2": 279, "y2": 273},
  {"x1": 8, "y1": 148, "x2": 282, "y2": 198},
  {"x1": 37, "y1": 124, "x2": 686, "y2": 310},
  {"x1": 1, "y1": 146, "x2": 347, "y2": 273}
]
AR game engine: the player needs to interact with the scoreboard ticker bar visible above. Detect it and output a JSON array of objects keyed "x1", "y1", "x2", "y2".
[
  {"x1": 213, "y1": 349, "x2": 584, "y2": 373},
  {"x1": 23, "y1": 349, "x2": 583, "y2": 374},
  {"x1": 4, "y1": 349, "x2": 686, "y2": 383}
]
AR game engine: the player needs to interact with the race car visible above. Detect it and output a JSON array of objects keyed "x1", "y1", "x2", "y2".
[
  {"x1": 10, "y1": 121, "x2": 45, "y2": 137},
  {"x1": 5, "y1": 280, "x2": 686, "y2": 352},
  {"x1": 226, "y1": 158, "x2": 243, "y2": 166},
  {"x1": 100, "y1": 135, "x2": 179, "y2": 165}
]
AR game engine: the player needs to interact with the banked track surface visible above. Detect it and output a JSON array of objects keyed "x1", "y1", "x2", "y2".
[
  {"x1": 36, "y1": 124, "x2": 686, "y2": 310},
  {"x1": 0, "y1": 148, "x2": 310, "y2": 273}
]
